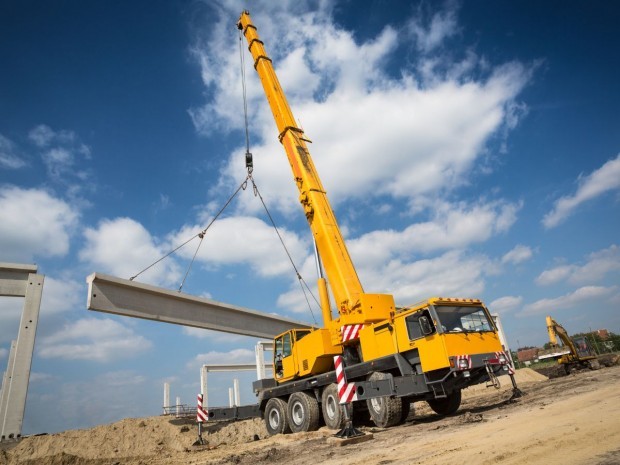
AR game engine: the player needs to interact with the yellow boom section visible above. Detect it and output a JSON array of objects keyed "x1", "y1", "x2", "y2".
[{"x1": 238, "y1": 11, "x2": 374, "y2": 320}]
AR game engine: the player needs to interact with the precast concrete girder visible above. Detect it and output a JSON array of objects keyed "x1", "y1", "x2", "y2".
[{"x1": 86, "y1": 273, "x2": 313, "y2": 339}]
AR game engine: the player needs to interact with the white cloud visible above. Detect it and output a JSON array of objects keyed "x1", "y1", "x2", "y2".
[
  {"x1": 169, "y1": 215, "x2": 309, "y2": 278},
  {"x1": 181, "y1": 327, "x2": 248, "y2": 344},
  {"x1": 80, "y1": 217, "x2": 181, "y2": 286},
  {"x1": 38, "y1": 317, "x2": 152, "y2": 362},
  {"x1": 407, "y1": 3, "x2": 459, "y2": 53},
  {"x1": 28, "y1": 124, "x2": 57, "y2": 147},
  {"x1": 536, "y1": 245, "x2": 620, "y2": 286},
  {"x1": 41, "y1": 277, "x2": 83, "y2": 315},
  {"x1": 0, "y1": 347, "x2": 7, "y2": 359},
  {"x1": 277, "y1": 249, "x2": 495, "y2": 313},
  {"x1": 543, "y1": 153, "x2": 620, "y2": 228},
  {"x1": 0, "y1": 134, "x2": 27, "y2": 169},
  {"x1": 488, "y1": 295, "x2": 523, "y2": 314},
  {"x1": 348, "y1": 200, "x2": 520, "y2": 265},
  {"x1": 193, "y1": 4, "x2": 532, "y2": 218},
  {"x1": 0, "y1": 186, "x2": 79, "y2": 262},
  {"x1": 502, "y1": 244, "x2": 533, "y2": 264},
  {"x1": 520, "y1": 286, "x2": 617, "y2": 316}
]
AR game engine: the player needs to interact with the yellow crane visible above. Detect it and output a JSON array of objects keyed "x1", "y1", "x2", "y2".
[{"x1": 237, "y1": 11, "x2": 511, "y2": 435}]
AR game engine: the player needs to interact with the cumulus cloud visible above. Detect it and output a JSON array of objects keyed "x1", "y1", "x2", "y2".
[
  {"x1": 191, "y1": 3, "x2": 532, "y2": 218},
  {"x1": 0, "y1": 186, "x2": 79, "y2": 262},
  {"x1": 407, "y1": 2, "x2": 459, "y2": 53},
  {"x1": 169, "y1": 215, "x2": 309, "y2": 278},
  {"x1": 536, "y1": 245, "x2": 620, "y2": 286},
  {"x1": 502, "y1": 244, "x2": 533, "y2": 265},
  {"x1": 80, "y1": 217, "x2": 181, "y2": 286},
  {"x1": 543, "y1": 154, "x2": 620, "y2": 229},
  {"x1": 348, "y1": 199, "x2": 521, "y2": 266},
  {"x1": 278, "y1": 249, "x2": 495, "y2": 313},
  {"x1": 488, "y1": 295, "x2": 523, "y2": 314},
  {"x1": 38, "y1": 318, "x2": 152, "y2": 362},
  {"x1": 519, "y1": 286, "x2": 617, "y2": 316},
  {"x1": 0, "y1": 134, "x2": 27, "y2": 169},
  {"x1": 0, "y1": 347, "x2": 7, "y2": 359}
]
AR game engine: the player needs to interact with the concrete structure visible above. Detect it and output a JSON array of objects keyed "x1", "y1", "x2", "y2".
[
  {"x1": 200, "y1": 341, "x2": 273, "y2": 409},
  {"x1": 87, "y1": 273, "x2": 313, "y2": 339},
  {"x1": 0, "y1": 263, "x2": 44, "y2": 441}
]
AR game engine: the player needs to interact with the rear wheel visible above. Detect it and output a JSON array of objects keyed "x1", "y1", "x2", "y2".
[
  {"x1": 427, "y1": 389, "x2": 461, "y2": 416},
  {"x1": 264, "y1": 398, "x2": 291, "y2": 435},
  {"x1": 321, "y1": 384, "x2": 345, "y2": 430},
  {"x1": 366, "y1": 372, "x2": 403, "y2": 428},
  {"x1": 287, "y1": 391, "x2": 320, "y2": 433}
]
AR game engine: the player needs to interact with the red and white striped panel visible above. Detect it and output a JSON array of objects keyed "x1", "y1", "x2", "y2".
[
  {"x1": 496, "y1": 351, "x2": 515, "y2": 375},
  {"x1": 196, "y1": 393, "x2": 208, "y2": 422},
  {"x1": 455, "y1": 354, "x2": 472, "y2": 369},
  {"x1": 334, "y1": 355, "x2": 357, "y2": 404},
  {"x1": 341, "y1": 324, "x2": 363, "y2": 342}
]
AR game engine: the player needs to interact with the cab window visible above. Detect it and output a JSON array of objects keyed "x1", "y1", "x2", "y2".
[
  {"x1": 405, "y1": 309, "x2": 434, "y2": 340},
  {"x1": 282, "y1": 332, "x2": 292, "y2": 357}
]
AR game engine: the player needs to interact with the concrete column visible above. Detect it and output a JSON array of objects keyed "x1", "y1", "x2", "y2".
[
  {"x1": 163, "y1": 382, "x2": 170, "y2": 414},
  {"x1": 228, "y1": 388, "x2": 234, "y2": 407},
  {"x1": 233, "y1": 378, "x2": 240, "y2": 407},
  {"x1": 0, "y1": 267, "x2": 43, "y2": 441}
]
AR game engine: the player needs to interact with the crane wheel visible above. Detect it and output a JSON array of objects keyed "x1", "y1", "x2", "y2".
[
  {"x1": 366, "y1": 372, "x2": 403, "y2": 428},
  {"x1": 321, "y1": 383, "x2": 345, "y2": 430},
  {"x1": 264, "y1": 398, "x2": 291, "y2": 435},
  {"x1": 287, "y1": 391, "x2": 320, "y2": 433},
  {"x1": 427, "y1": 389, "x2": 461, "y2": 416}
]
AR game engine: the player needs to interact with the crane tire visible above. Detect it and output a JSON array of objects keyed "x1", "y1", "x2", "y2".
[
  {"x1": 264, "y1": 397, "x2": 291, "y2": 435},
  {"x1": 287, "y1": 391, "x2": 320, "y2": 433},
  {"x1": 366, "y1": 371, "x2": 403, "y2": 428},
  {"x1": 427, "y1": 389, "x2": 461, "y2": 416},
  {"x1": 321, "y1": 383, "x2": 345, "y2": 430}
]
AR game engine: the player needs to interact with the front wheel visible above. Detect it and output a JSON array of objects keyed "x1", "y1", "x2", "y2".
[
  {"x1": 264, "y1": 397, "x2": 291, "y2": 435},
  {"x1": 366, "y1": 372, "x2": 403, "y2": 428},
  {"x1": 287, "y1": 391, "x2": 320, "y2": 433},
  {"x1": 321, "y1": 383, "x2": 345, "y2": 430},
  {"x1": 427, "y1": 389, "x2": 461, "y2": 416}
]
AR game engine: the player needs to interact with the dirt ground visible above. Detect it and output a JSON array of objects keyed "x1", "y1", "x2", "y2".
[{"x1": 2, "y1": 358, "x2": 620, "y2": 465}]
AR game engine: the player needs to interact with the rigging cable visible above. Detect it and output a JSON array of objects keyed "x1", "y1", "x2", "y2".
[{"x1": 129, "y1": 175, "x2": 250, "y2": 285}]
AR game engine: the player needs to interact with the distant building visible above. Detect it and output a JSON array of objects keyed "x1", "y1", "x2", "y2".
[
  {"x1": 591, "y1": 329, "x2": 610, "y2": 340},
  {"x1": 517, "y1": 348, "x2": 539, "y2": 363}
]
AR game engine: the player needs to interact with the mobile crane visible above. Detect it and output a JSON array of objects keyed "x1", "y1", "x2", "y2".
[
  {"x1": 545, "y1": 316, "x2": 599, "y2": 373},
  {"x1": 231, "y1": 11, "x2": 511, "y2": 435}
]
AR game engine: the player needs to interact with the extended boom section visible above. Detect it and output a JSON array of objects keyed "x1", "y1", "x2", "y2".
[{"x1": 237, "y1": 12, "x2": 394, "y2": 327}]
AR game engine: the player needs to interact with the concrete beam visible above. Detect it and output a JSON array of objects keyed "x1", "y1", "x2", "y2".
[{"x1": 86, "y1": 273, "x2": 313, "y2": 339}]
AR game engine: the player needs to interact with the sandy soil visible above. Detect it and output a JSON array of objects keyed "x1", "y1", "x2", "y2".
[{"x1": 2, "y1": 361, "x2": 619, "y2": 465}]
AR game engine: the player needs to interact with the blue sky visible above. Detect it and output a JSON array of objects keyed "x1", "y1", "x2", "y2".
[{"x1": 1, "y1": 1, "x2": 619, "y2": 434}]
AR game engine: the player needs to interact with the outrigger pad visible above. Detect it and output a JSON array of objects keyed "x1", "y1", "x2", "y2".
[{"x1": 334, "y1": 423, "x2": 364, "y2": 439}]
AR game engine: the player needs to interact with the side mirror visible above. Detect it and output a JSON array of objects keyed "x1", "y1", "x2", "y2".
[{"x1": 419, "y1": 316, "x2": 433, "y2": 336}]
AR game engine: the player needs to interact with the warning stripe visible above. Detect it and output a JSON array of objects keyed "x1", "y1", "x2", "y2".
[
  {"x1": 496, "y1": 351, "x2": 516, "y2": 375},
  {"x1": 456, "y1": 354, "x2": 472, "y2": 369},
  {"x1": 197, "y1": 394, "x2": 208, "y2": 422},
  {"x1": 334, "y1": 355, "x2": 357, "y2": 404},
  {"x1": 341, "y1": 324, "x2": 363, "y2": 342}
]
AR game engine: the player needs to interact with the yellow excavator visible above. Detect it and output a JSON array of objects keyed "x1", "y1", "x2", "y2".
[
  {"x1": 545, "y1": 316, "x2": 599, "y2": 373},
  {"x1": 233, "y1": 11, "x2": 512, "y2": 435}
]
